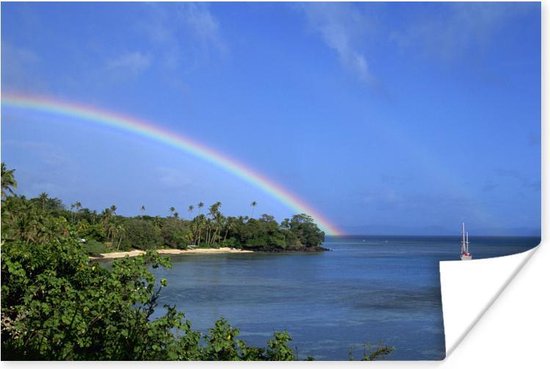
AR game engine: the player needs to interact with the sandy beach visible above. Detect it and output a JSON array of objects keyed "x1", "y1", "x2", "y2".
[
  {"x1": 157, "y1": 247, "x2": 253, "y2": 255},
  {"x1": 89, "y1": 247, "x2": 253, "y2": 260}
]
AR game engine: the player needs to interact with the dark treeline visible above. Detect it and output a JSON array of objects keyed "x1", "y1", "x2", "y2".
[
  {"x1": 2, "y1": 187, "x2": 325, "y2": 256},
  {"x1": 1, "y1": 163, "x2": 392, "y2": 360}
]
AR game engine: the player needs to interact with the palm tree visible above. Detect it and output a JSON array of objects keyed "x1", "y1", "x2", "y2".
[
  {"x1": 207, "y1": 202, "x2": 222, "y2": 245},
  {"x1": 72, "y1": 201, "x2": 82, "y2": 224},
  {"x1": 250, "y1": 201, "x2": 257, "y2": 218},
  {"x1": 101, "y1": 207, "x2": 114, "y2": 240},
  {"x1": 140, "y1": 205, "x2": 146, "y2": 214},
  {"x1": 222, "y1": 216, "x2": 234, "y2": 244},
  {"x1": 169, "y1": 206, "x2": 176, "y2": 217},
  {"x1": 195, "y1": 215, "x2": 206, "y2": 246},
  {"x1": 1, "y1": 163, "x2": 17, "y2": 199},
  {"x1": 70, "y1": 202, "x2": 80, "y2": 223},
  {"x1": 106, "y1": 222, "x2": 116, "y2": 246},
  {"x1": 188, "y1": 205, "x2": 194, "y2": 217},
  {"x1": 190, "y1": 202, "x2": 210, "y2": 245},
  {"x1": 101, "y1": 207, "x2": 112, "y2": 220},
  {"x1": 114, "y1": 224, "x2": 126, "y2": 249},
  {"x1": 70, "y1": 202, "x2": 76, "y2": 223},
  {"x1": 38, "y1": 192, "x2": 49, "y2": 211}
]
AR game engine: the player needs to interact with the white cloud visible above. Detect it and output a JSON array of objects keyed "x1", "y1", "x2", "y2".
[
  {"x1": 141, "y1": 3, "x2": 226, "y2": 69},
  {"x1": 106, "y1": 51, "x2": 151, "y2": 75},
  {"x1": 178, "y1": 3, "x2": 226, "y2": 54},
  {"x1": 301, "y1": 3, "x2": 374, "y2": 84},
  {"x1": 391, "y1": 3, "x2": 518, "y2": 61},
  {"x1": 300, "y1": 3, "x2": 524, "y2": 85}
]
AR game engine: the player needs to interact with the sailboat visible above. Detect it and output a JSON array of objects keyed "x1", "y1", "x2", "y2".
[{"x1": 460, "y1": 222, "x2": 472, "y2": 260}]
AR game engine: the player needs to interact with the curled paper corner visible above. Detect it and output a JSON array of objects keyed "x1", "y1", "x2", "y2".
[{"x1": 440, "y1": 245, "x2": 540, "y2": 357}]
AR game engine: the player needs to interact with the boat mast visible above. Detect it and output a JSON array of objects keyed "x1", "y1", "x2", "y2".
[
  {"x1": 462, "y1": 222, "x2": 466, "y2": 254},
  {"x1": 466, "y1": 232, "x2": 469, "y2": 254}
]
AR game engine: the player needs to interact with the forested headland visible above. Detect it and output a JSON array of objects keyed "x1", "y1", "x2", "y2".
[
  {"x1": 1, "y1": 163, "x2": 391, "y2": 360},
  {"x1": 1, "y1": 164, "x2": 325, "y2": 257}
]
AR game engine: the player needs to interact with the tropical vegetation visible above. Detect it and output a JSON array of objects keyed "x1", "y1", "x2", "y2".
[
  {"x1": 2, "y1": 169, "x2": 325, "y2": 256},
  {"x1": 1, "y1": 163, "x2": 392, "y2": 360}
]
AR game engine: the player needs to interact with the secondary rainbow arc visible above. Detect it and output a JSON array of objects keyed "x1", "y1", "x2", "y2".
[{"x1": 2, "y1": 93, "x2": 342, "y2": 236}]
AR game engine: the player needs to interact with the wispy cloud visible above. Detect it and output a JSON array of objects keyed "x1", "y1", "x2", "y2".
[
  {"x1": 391, "y1": 3, "x2": 518, "y2": 61},
  {"x1": 141, "y1": 3, "x2": 226, "y2": 70},
  {"x1": 105, "y1": 51, "x2": 152, "y2": 76},
  {"x1": 301, "y1": 3, "x2": 374, "y2": 84},
  {"x1": 178, "y1": 3, "x2": 226, "y2": 54},
  {"x1": 300, "y1": 3, "x2": 524, "y2": 86},
  {"x1": 1, "y1": 42, "x2": 46, "y2": 92}
]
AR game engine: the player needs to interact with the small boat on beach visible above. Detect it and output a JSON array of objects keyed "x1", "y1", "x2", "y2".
[{"x1": 460, "y1": 222, "x2": 472, "y2": 260}]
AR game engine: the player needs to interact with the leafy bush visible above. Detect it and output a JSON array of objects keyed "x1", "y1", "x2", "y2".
[
  {"x1": 121, "y1": 218, "x2": 163, "y2": 250},
  {"x1": 160, "y1": 218, "x2": 192, "y2": 249},
  {"x1": 82, "y1": 239, "x2": 109, "y2": 256},
  {"x1": 1, "y1": 218, "x2": 297, "y2": 360}
]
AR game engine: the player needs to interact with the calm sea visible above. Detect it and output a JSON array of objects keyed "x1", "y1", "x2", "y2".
[{"x1": 152, "y1": 235, "x2": 539, "y2": 360}]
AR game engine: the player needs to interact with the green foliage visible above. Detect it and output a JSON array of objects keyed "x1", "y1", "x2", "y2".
[
  {"x1": 347, "y1": 343, "x2": 395, "y2": 361},
  {"x1": 202, "y1": 319, "x2": 296, "y2": 361},
  {"x1": 1, "y1": 162, "x2": 325, "y2": 254},
  {"x1": 30, "y1": 193, "x2": 66, "y2": 215},
  {"x1": 1, "y1": 195, "x2": 72, "y2": 245},
  {"x1": 1, "y1": 162, "x2": 17, "y2": 199},
  {"x1": 1, "y1": 204, "x2": 297, "y2": 360},
  {"x1": 1, "y1": 191, "x2": 325, "y2": 254},
  {"x1": 361, "y1": 344, "x2": 395, "y2": 361},
  {"x1": 82, "y1": 239, "x2": 110, "y2": 256},
  {"x1": 76, "y1": 221, "x2": 107, "y2": 244},
  {"x1": 203, "y1": 318, "x2": 243, "y2": 360},
  {"x1": 121, "y1": 218, "x2": 163, "y2": 250},
  {"x1": 160, "y1": 218, "x2": 192, "y2": 249},
  {"x1": 266, "y1": 331, "x2": 295, "y2": 360},
  {"x1": 219, "y1": 213, "x2": 324, "y2": 251},
  {"x1": 285, "y1": 214, "x2": 325, "y2": 249}
]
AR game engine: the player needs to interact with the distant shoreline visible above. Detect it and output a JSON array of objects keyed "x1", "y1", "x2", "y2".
[{"x1": 89, "y1": 247, "x2": 254, "y2": 260}]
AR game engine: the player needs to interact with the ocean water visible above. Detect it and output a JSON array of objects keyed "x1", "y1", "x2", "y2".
[{"x1": 152, "y1": 236, "x2": 539, "y2": 360}]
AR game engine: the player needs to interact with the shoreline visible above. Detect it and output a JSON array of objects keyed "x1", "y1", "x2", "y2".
[{"x1": 89, "y1": 247, "x2": 254, "y2": 260}]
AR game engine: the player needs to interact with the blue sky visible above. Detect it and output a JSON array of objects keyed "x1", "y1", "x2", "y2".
[{"x1": 1, "y1": 2, "x2": 540, "y2": 236}]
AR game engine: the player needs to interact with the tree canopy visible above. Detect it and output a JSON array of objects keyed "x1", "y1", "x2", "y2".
[{"x1": 0, "y1": 176, "x2": 326, "y2": 256}]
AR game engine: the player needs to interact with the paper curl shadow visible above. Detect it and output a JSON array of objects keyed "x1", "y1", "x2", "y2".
[{"x1": 440, "y1": 245, "x2": 540, "y2": 357}]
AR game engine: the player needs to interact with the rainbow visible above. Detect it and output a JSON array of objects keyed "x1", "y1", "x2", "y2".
[{"x1": 2, "y1": 92, "x2": 342, "y2": 235}]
